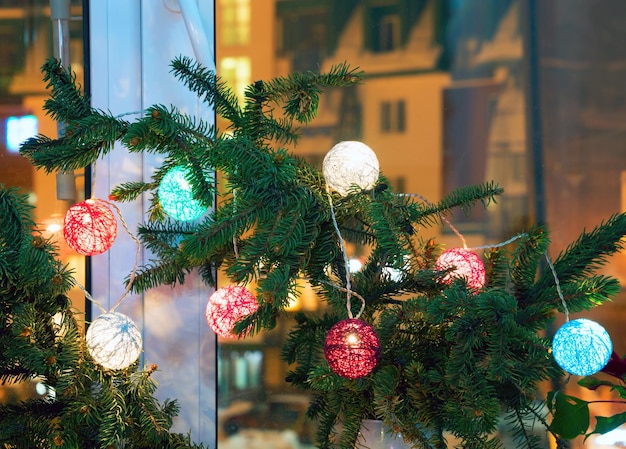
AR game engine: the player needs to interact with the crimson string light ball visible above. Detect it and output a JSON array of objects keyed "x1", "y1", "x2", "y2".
[
  {"x1": 63, "y1": 199, "x2": 118, "y2": 256},
  {"x1": 324, "y1": 318, "x2": 381, "y2": 379},
  {"x1": 552, "y1": 318, "x2": 613, "y2": 376},
  {"x1": 205, "y1": 285, "x2": 260, "y2": 339},
  {"x1": 85, "y1": 312, "x2": 142, "y2": 370},
  {"x1": 158, "y1": 166, "x2": 208, "y2": 221},
  {"x1": 322, "y1": 141, "x2": 380, "y2": 196},
  {"x1": 435, "y1": 247, "x2": 486, "y2": 290}
]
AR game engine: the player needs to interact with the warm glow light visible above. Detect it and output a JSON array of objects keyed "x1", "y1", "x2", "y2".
[
  {"x1": 46, "y1": 222, "x2": 62, "y2": 234},
  {"x1": 38, "y1": 214, "x2": 71, "y2": 257},
  {"x1": 205, "y1": 285, "x2": 259, "y2": 339},
  {"x1": 552, "y1": 318, "x2": 612, "y2": 376},
  {"x1": 322, "y1": 141, "x2": 380, "y2": 196},
  {"x1": 39, "y1": 214, "x2": 64, "y2": 237},
  {"x1": 349, "y1": 258, "x2": 363, "y2": 273},
  {"x1": 324, "y1": 318, "x2": 381, "y2": 379},
  {"x1": 158, "y1": 166, "x2": 209, "y2": 221},
  {"x1": 86, "y1": 312, "x2": 142, "y2": 370},
  {"x1": 345, "y1": 331, "x2": 359, "y2": 346},
  {"x1": 435, "y1": 247, "x2": 486, "y2": 290},
  {"x1": 63, "y1": 199, "x2": 118, "y2": 256}
]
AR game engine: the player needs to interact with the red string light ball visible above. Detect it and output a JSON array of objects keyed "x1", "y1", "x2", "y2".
[
  {"x1": 63, "y1": 199, "x2": 118, "y2": 256},
  {"x1": 205, "y1": 285, "x2": 260, "y2": 339},
  {"x1": 435, "y1": 247, "x2": 486, "y2": 290},
  {"x1": 324, "y1": 318, "x2": 381, "y2": 379}
]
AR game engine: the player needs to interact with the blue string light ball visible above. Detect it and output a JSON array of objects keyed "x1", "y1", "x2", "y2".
[
  {"x1": 552, "y1": 318, "x2": 613, "y2": 376},
  {"x1": 158, "y1": 166, "x2": 208, "y2": 221}
]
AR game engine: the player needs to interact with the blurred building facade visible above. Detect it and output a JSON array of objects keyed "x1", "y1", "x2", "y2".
[{"x1": 215, "y1": 1, "x2": 626, "y2": 447}]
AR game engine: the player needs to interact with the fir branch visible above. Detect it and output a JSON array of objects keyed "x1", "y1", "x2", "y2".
[
  {"x1": 20, "y1": 112, "x2": 127, "y2": 173},
  {"x1": 111, "y1": 181, "x2": 158, "y2": 202},
  {"x1": 261, "y1": 61, "x2": 364, "y2": 124},
  {"x1": 41, "y1": 58, "x2": 92, "y2": 122},
  {"x1": 511, "y1": 227, "x2": 551, "y2": 307},
  {"x1": 170, "y1": 56, "x2": 242, "y2": 125},
  {"x1": 417, "y1": 181, "x2": 504, "y2": 225},
  {"x1": 536, "y1": 213, "x2": 626, "y2": 291}
]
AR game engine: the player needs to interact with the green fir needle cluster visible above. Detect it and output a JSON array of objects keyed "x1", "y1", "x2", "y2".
[
  {"x1": 0, "y1": 188, "x2": 207, "y2": 448},
  {"x1": 11, "y1": 57, "x2": 626, "y2": 448}
]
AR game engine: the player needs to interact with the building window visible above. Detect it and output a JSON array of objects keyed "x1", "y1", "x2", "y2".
[
  {"x1": 378, "y1": 14, "x2": 401, "y2": 52},
  {"x1": 220, "y1": 57, "x2": 251, "y2": 105},
  {"x1": 220, "y1": 0, "x2": 251, "y2": 46},
  {"x1": 380, "y1": 100, "x2": 406, "y2": 133}
]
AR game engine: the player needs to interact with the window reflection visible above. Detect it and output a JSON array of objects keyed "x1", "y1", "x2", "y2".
[
  {"x1": 217, "y1": 1, "x2": 626, "y2": 448},
  {"x1": 220, "y1": 0, "x2": 251, "y2": 46},
  {"x1": 220, "y1": 56, "x2": 251, "y2": 105}
]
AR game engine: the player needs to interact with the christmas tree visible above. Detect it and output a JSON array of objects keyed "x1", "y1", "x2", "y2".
[
  {"x1": 0, "y1": 187, "x2": 207, "y2": 448},
  {"x1": 12, "y1": 57, "x2": 626, "y2": 448}
]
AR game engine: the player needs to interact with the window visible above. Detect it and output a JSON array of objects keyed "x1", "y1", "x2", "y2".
[
  {"x1": 219, "y1": 57, "x2": 251, "y2": 105},
  {"x1": 220, "y1": 0, "x2": 251, "y2": 46},
  {"x1": 377, "y1": 14, "x2": 401, "y2": 52},
  {"x1": 6, "y1": 114, "x2": 37, "y2": 152},
  {"x1": 380, "y1": 100, "x2": 406, "y2": 133}
]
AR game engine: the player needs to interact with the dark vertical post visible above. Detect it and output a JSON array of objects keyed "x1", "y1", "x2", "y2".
[
  {"x1": 521, "y1": 0, "x2": 546, "y2": 228},
  {"x1": 82, "y1": 0, "x2": 92, "y2": 323}
]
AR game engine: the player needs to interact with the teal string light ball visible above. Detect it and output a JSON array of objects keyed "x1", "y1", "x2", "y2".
[
  {"x1": 158, "y1": 166, "x2": 208, "y2": 221},
  {"x1": 552, "y1": 318, "x2": 613, "y2": 376}
]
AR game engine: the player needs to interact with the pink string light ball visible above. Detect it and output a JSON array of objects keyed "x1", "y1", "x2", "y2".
[
  {"x1": 205, "y1": 285, "x2": 260, "y2": 339},
  {"x1": 435, "y1": 247, "x2": 486, "y2": 290},
  {"x1": 63, "y1": 199, "x2": 118, "y2": 256},
  {"x1": 324, "y1": 318, "x2": 381, "y2": 379}
]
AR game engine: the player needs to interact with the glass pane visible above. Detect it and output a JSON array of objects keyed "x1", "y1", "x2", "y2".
[{"x1": 208, "y1": 1, "x2": 624, "y2": 448}]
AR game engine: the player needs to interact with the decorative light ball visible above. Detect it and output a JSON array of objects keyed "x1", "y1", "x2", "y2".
[
  {"x1": 205, "y1": 285, "x2": 259, "y2": 339},
  {"x1": 435, "y1": 248, "x2": 486, "y2": 290},
  {"x1": 552, "y1": 318, "x2": 613, "y2": 376},
  {"x1": 322, "y1": 141, "x2": 380, "y2": 196},
  {"x1": 158, "y1": 166, "x2": 208, "y2": 221},
  {"x1": 324, "y1": 318, "x2": 381, "y2": 379},
  {"x1": 63, "y1": 199, "x2": 117, "y2": 256},
  {"x1": 86, "y1": 312, "x2": 142, "y2": 370}
]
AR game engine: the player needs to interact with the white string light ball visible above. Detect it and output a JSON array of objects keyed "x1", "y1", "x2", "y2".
[
  {"x1": 324, "y1": 318, "x2": 381, "y2": 379},
  {"x1": 86, "y1": 312, "x2": 142, "y2": 370},
  {"x1": 322, "y1": 141, "x2": 380, "y2": 196},
  {"x1": 63, "y1": 199, "x2": 118, "y2": 256},
  {"x1": 435, "y1": 248, "x2": 486, "y2": 290},
  {"x1": 158, "y1": 166, "x2": 208, "y2": 221},
  {"x1": 552, "y1": 318, "x2": 613, "y2": 376},
  {"x1": 205, "y1": 285, "x2": 260, "y2": 339}
]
